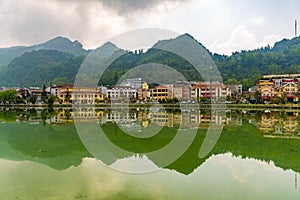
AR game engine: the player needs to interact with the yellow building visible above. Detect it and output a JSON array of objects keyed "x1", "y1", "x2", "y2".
[
  {"x1": 151, "y1": 85, "x2": 173, "y2": 100},
  {"x1": 55, "y1": 85, "x2": 105, "y2": 104},
  {"x1": 191, "y1": 82, "x2": 230, "y2": 101},
  {"x1": 257, "y1": 80, "x2": 277, "y2": 99},
  {"x1": 256, "y1": 76, "x2": 300, "y2": 102},
  {"x1": 280, "y1": 81, "x2": 299, "y2": 102},
  {"x1": 138, "y1": 82, "x2": 150, "y2": 100}
]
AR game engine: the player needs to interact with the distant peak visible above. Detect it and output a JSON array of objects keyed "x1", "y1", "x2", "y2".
[
  {"x1": 46, "y1": 36, "x2": 72, "y2": 43},
  {"x1": 151, "y1": 32, "x2": 207, "y2": 52},
  {"x1": 103, "y1": 41, "x2": 118, "y2": 49},
  {"x1": 180, "y1": 33, "x2": 194, "y2": 39},
  {"x1": 92, "y1": 41, "x2": 122, "y2": 57},
  {"x1": 32, "y1": 36, "x2": 86, "y2": 56},
  {"x1": 51, "y1": 36, "x2": 79, "y2": 43}
]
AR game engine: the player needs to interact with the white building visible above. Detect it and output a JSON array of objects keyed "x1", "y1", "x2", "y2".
[
  {"x1": 106, "y1": 85, "x2": 137, "y2": 100},
  {"x1": 120, "y1": 78, "x2": 142, "y2": 90}
]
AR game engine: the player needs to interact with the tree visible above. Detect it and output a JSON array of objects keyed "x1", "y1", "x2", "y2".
[
  {"x1": 48, "y1": 95, "x2": 57, "y2": 108},
  {"x1": 0, "y1": 90, "x2": 18, "y2": 104},
  {"x1": 65, "y1": 88, "x2": 71, "y2": 103},
  {"x1": 226, "y1": 78, "x2": 239, "y2": 84},
  {"x1": 41, "y1": 84, "x2": 48, "y2": 103},
  {"x1": 29, "y1": 96, "x2": 37, "y2": 104}
]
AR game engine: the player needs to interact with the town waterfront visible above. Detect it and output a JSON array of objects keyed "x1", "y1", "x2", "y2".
[{"x1": 0, "y1": 108, "x2": 300, "y2": 199}]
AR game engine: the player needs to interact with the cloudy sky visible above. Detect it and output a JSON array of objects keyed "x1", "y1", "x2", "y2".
[{"x1": 0, "y1": 0, "x2": 300, "y2": 55}]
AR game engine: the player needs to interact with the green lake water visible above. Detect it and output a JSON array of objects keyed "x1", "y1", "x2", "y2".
[{"x1": 0, "y1": 108, "x2": 300, "y2": 199}]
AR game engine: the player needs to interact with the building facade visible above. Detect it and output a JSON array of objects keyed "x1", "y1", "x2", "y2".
[
  {"x1": 257, "y1": 74, "x2": 300, "y2": 102},
  {"x1": 150, "y1": 84, "x2": 174, "y2": 100},
  {"x1": 106, "y1": 85, "x2": 137, "y2": 100},
  {"x1": 49, "y1": 84, "x2": 105, "y2": 104},
  {"x1": 191, "y1": 82, "x2": 230, "y2": 101}
]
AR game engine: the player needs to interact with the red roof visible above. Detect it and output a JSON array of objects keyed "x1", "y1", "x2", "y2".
[
  {"x1": 202, "y1": 94, "x2": 211, "y2": 98},
  {"x1": 31, "y1": 90, "x2": 42, "y2": 93},
  {"x1": 286, "y1": 94, "x2": 295, "y2": 98},
  {"x1": 156, "y1": 85, "x2": 168, "y2": 89},
  {"x1": 285, "y1": 79, "x2": 296, "y2": 82}
]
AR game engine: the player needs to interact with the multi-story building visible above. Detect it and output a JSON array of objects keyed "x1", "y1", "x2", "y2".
[
  {"x1": 150, "y1": 84, "x2": 174, "y2": 100},
  {"x1": 173, "y1": 81, "x2": 191, "y2": 100},
  {"x1": 106, "y1": 85, "x2": 137, "y2": 100},
  {"x1": 49, "y1": 84, "x2": 105, "y2": 104},
  {"x1": 120, "y1": 78, "x2": 142, "y2": 90},
  {"x1": 280, "y1": 79, "x2": 299, "y2": 102},
  {"x1": 191, "y1": 82, "x2": 230, "y2": 101},
  {"x1": 257, "y1": 74, "x2": 300, "y2": 102},
  {"x1": 257, "y1": 80, "x2": 277, "y2": 99},
  {"x1": 227, "y1": 84, "x2": 242, "y2": 97},
  {"x1": 29, "y1": 87, "x2": 43, "y2": 103},
  {"x1": 138, "y1": 82, "x2": 150, "y2": 100}
]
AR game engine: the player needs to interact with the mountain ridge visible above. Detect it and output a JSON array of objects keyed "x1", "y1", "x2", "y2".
[
  {"x1": 2, "y1": 34, "x2": 300, "y2": 88},
  {"x1": 0, "y1": 36, "x2": 87, "y2": 68}
]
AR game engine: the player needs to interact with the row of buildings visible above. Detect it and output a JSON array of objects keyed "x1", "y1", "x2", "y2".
[
  {"x1": 44, "y1": 73, "x2": 300, "y2": 104},
  {"x1": 255, "y1": 74, "x2": 300, "y2": 103},
  {"x1": 4, "y1": 73, "x2": 300, "y2": 104},
  {"x1": 1, "y1": 78, "x2": 240, "y2": 104},
  {"x1": 104, "y1": 78, "x2": 236, "y2": 102}
]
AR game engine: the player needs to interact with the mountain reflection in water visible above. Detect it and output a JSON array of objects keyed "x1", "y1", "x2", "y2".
[
  {"x1": 1, "y1": 108, "x2": 300, "y2": 199},
  {"x1": 0, "y1": 108, "x2": 300, "y2": 175}
]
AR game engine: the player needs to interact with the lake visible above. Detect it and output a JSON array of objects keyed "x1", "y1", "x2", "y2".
[{"x1": 0, "y1": 107, "x2": 300, "y2": 199}]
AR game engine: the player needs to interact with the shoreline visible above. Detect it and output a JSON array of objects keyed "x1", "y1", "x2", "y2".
[{"x1": 0, "y1": 103, "x2": 299, "y2": 110}]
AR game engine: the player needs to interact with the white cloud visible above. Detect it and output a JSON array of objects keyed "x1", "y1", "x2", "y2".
[
  {"x1": 0, "y1": 0, "x2": 298, "y2": 54},
  {"x1": 258, "y1": 34, "x2": 281, "y2": 48},
  {"x1": 251, "y1": 15, "x2": 266, "y2": 26},
  {"x1": 209, "y1": 25, "x2": 280, "y2": 55}
]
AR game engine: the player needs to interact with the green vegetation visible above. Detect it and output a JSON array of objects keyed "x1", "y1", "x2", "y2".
[
  {"x1": 215, "y1": 36, "x2": 300, "y2": 89},
  {"x1": 99, "y1": 49, "x2": 201, "y2": 86},
  {"x1": 3, "y1": 50, "x2": 85, "y2": 87},
  {"x1": 0, "y1": 36, "x2": 86, "y2": 68},
  {"x1": 0, "y1": 36, "x2": 87, "y2": 86},
  {"x1": 0, "y1": 90, "x2": 18, "y2": 103},
  {"x1": 0, "y1": 109, "x2": 300, "y2": 174},
  {"x1": 100, "y1": 35, "x2": 300, "y2": 89},
  {"x1": 2, "y1": 35, "x2": 300, "y2": 89}
]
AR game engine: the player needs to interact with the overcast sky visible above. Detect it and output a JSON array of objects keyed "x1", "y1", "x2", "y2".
[{"x1": 0, "y1": 0, "x2": 300, "y2": 55}]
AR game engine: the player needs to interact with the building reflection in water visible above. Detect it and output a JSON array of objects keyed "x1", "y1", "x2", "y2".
[
  {"x1": 2, "y1": 107, "x2": 300, "y2": 138},
  {"x1": 257, "y1": 111, "x2": 300, "y2": 137},
  {"x1": 19, "y1": 107, "x2": 233, "y2": 129}
]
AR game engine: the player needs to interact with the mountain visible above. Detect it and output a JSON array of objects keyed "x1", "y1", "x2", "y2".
[
  {"x1": 0, "y1": 36, "x2": 87, "y2": 66},
  {"x1": 0, "y1": 37, "x2": 88, "y2": 86},
  {"x1": 2, "y1": 34, "x2": 300, "y2": 88},
  {"x1": 99, "y1": 34, "x2": 207, "y2": 86},
  {"x1": 4, "y1": 50, "x2": 84, "y2": 87},
  {"x1": 215, "y1": 36, "x2": 300, "y2": 89}
]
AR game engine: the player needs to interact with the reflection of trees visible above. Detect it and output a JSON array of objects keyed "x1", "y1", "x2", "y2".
[{"x1": 1, "y1": 109, "x2": 300, "y2": 175}]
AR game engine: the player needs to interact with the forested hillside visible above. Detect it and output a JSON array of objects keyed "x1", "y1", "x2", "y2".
[
  {"x1": 4, "y1": 50, "x2": 84, "y2": 87},
  {"x1": 215, "y1": 36, "x2": 300, "y2": 88},
  {"x1": 2, "y1": 34, "x2": 300, "y2": 89}
]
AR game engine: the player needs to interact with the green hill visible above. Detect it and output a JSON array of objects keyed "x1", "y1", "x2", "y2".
[
  {"x1": 0, "y1": 36, "x2": 87, "y2": 67},
  {"x1": 2, "y1": 34, "x2": 300, "y2": 88},
  {"x1": 101, "y1": 34, "x2": 300, "y2": 89},
  {"x1": 4, "y1": 50, "x2": 85, "y2": 87},
  {"x1": 215, "y1": 36, "x2": 300, "y2": 89},
  {"x1": 0, "y1": 37, "x2": 88, "y2": 86}
]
